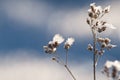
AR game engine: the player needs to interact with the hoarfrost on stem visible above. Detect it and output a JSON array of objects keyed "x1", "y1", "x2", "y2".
[
  {"x1": 87, "y1": 3, "x2": 116, "y2": 80},
  {"x1": 43, "y1": 34, "x2": 76, "y2": 80}
]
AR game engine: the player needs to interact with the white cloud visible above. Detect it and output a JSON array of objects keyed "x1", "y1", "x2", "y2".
[
  {"x1": 0, "y1": 50, "x2": 106, "y2": 80},
  {"x1": 2, "y1": 1, "x2": 52, "y2": 26},
  {"x1": 0, "y1": 59, "x2": 106, "y2": 80},
  {"x1": 1, "y1": 0, "x2": 120, "y2": 39},
  {"x1": 47, "y1": 1, "x2": 120, "y2": 38},
  {"x1": 47, "y1": 8, "x2": 91, "y2": 37}
]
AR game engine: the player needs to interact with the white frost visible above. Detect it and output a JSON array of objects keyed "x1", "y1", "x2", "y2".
[{"x1": 53, "y1": 34, "x2": 64, "y2": 44}]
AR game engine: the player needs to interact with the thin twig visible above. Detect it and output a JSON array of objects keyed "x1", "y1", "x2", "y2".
[
  {"x1": 92, "y1": 30, "x2": 97, "y2": 80},
  {"x1": 64, "y1": 65, "x2": 76, "y2": 80},
  {"x1": 66, "y1": 49, "x2": 68, "y2": 65},
  {"x1": 53, "y1": 52, "x2": 65, "y2": 66},
  {"x1": 53, "y1": 52, "x2": 76, "y2": 80}
]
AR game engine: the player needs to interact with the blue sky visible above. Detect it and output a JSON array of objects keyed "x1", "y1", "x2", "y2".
[{"x1": 0, "y1": 0, "x2": 120, "y2": 80}]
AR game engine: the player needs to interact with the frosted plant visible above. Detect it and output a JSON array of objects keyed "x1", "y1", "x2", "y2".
[
  {"x1": 102, "y1": 60, "x2": 120, "y2": 80},
  {"x1": 53, "y1": 34, "x2": 65, "y2": 45},
  {"x1": 64, "y1": 37, "x2": 75, "y2": 50},
  {"x1": 43, "y1": 34, "x2": 64, "y2": 54},
  {"x1": 87, "y1": 3, "x2": 116, "y2": 80},
  {"x1": 64, "y1": 37, "x2": 75, "y2": 65},
  {"x1": 43, "y1": 34, "x2": 76, "y2": 80},
  {"x1": 43, "y1": 2, "x2": 116, "y2": 80}
]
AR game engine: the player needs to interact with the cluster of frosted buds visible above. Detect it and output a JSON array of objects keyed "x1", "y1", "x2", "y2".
[
  {"x1": 97, "y1": 21, "x2": 116, "y2": 33},
  {"x1": 43, "y1": 34, "x2": 75, "y2": 54},
  {"x1": 64, "y1": 38, "x2": 75, "y2": 50},
  {"x1": 102, "y1": 60, "x2": 120, "y2": 80},
  {"x1": 43, "y1": 34, "x2": 64, "y2": 54},
  {"x1": 87, "y1": 43, "x2": 105, "y2": 55},
  {"x1": 88, "y1": 3, "x2": 110, "y2": 19},
  {"x1": 87, "y1": 3, "x2": 116, "y2": 33},
  {"x1": 97, "y1": 37, "x2": 116, "y2": 50},
  {"x1": 88, "y1": 3, "x2": 102, "y2": 19},
  {"x1": 43, "y1": 34, "x2": 76, "y2": 80}
]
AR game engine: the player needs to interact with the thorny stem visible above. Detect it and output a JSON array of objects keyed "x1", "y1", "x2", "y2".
[{"x1": 64, "y1": 65, "x2": 76, "y2": 80}]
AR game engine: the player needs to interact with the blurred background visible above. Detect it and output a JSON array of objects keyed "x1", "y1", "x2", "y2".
[{"x1": 0, "y1": 0, "x2": 120, "y2": 80}]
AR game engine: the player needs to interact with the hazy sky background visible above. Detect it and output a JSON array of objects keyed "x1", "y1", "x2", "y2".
[{"x1": 0, "y1": 0, "x2": 120, "y2": 80}]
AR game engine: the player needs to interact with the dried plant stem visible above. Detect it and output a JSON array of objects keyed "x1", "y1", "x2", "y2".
[
  {"x1": 93, "y1": 52, "x2": 96, "y2": 80},
  {"x1": 64, "y1": 65, "x2": 76, "y2": 80},
  {"x1": 66, "y1": 49, "x2": 68, "y2": 65},
  {"x1": 92, "y1": 30, "x2": 97, "y2": 80},
  {"x1": 65, "y1": 50, "x2": 76, "y2": 80},
  {"x1": 53, "y1": 52, "x2": 76, "y2": 80}
]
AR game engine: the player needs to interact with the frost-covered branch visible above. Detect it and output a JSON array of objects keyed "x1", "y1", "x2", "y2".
[
  {"x1": 43, "y1": 34, "x2": 76, "y2": 80},
  {"x1": 87, "y1": 3, "x2": 116, "y2": 80}
]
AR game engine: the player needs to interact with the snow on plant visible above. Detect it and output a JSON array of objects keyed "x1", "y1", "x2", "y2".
[
  {"x1": 43, "y1": 2, "x2": 116, "y2": 80},
  {"x1": 64, "y1": 37, "x2": 75, "y2": 65},
  {"x1": 43, "y1": 34, "x2": 76, "y2": 80},
  {"x1": 53, "y1": 34, "x2": 65, "y2": 44},
  {"x1": 102, "y1": 60, "x2": 120, "y2": 80},
  {"x1": 87, "y1": 3, "x2": 116, "y2": 80},
  {"x1": 64, "y1": 38, "x2": 75, "y2": 50},
  {"x1": 43, "y1": 34, "x2": 64, "y2": 54}
]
